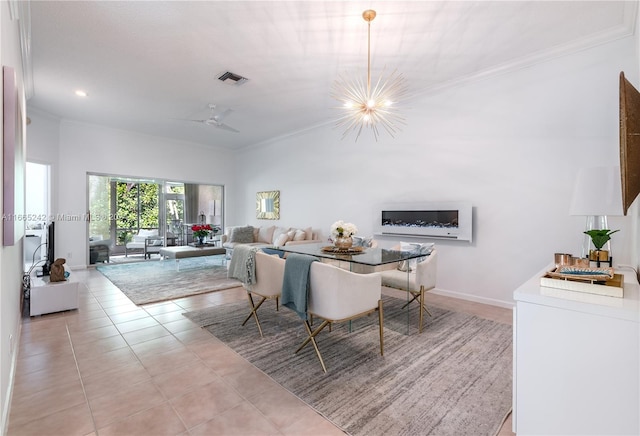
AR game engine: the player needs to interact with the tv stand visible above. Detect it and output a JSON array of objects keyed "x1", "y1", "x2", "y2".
[{"x1": 29, "y1": 272, "x2": 79, "y2": 316}]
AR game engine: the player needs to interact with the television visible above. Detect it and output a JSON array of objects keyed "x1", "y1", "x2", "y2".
[{"x1": 41, "y1": 221, "x2": 55, "y2": 276}]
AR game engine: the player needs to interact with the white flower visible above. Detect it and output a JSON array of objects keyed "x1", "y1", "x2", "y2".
[{"x1": 330, "y1": 220, "x2": 358, "y2": 238}]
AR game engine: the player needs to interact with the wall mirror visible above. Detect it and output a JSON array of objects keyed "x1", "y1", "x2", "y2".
[{"x1": 256, "y1": 190, "x2": 280, "y2": 219}]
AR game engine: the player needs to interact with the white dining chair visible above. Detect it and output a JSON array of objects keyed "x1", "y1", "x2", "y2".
[
  {"x1": 379, "y1": 249, "x2": 437, "y2": 333},
  {"x1": 241, "y1": 251, "x2": 286, "y2": 337},
  {"x1": 295, "y1": 261, "x2": 383, "y2": 372}
]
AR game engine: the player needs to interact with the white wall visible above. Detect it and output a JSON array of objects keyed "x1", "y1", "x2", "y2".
[
  {"x1": 0, "y1": 2, "x2": 27, "y2": 433},
  {"x1": 233, "y1": 35, "x2": 638, "y2": 306},
  {"x1": 25, "y1": 117, "x2": 238, "y2": 269}
]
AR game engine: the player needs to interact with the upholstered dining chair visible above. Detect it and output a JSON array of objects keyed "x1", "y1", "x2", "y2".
[
  {"x1": 241, "y1": 251, "x2": 286, "y2": 337},
  {"x1": 296, "y1": 261, "x2": 383, "y2": 373},
  {"x1": 379, "y1": 249, "x2": 437, "y2": 333}
]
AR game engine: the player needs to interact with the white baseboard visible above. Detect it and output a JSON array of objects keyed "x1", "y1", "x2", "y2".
[
  {"x1": 2, "y1": 319, "x2": 22, "y2": 435},
  {"x1": 431, "y1": 288, "x2": 515, "y2": 309}
]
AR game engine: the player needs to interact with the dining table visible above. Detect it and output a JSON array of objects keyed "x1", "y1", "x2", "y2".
[{"x1": 276, "y1": 242, "x2": 427, "y2": 334}]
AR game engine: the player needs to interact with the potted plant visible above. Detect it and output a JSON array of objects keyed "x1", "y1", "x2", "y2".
[{"x1": 584, "y1": 229, "x2": 619, "y2": 261}]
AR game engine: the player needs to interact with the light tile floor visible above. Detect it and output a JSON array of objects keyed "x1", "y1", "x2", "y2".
[{"x1": 7, "y1": 268, "x2": 515, "y2": 436}]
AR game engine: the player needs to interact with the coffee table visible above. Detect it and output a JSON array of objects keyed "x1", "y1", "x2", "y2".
[{"x1": 159, "y1": 245, "x2": 226, "y2": 271}]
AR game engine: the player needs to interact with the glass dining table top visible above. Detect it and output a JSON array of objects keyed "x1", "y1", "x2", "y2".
[{"x1": 276, "y1": 242, "x2": 424, "y2": 266}]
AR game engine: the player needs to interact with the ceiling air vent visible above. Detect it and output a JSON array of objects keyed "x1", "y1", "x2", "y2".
[{"x1": 217, "y1": 71, "x2": 249, "y2": 86}]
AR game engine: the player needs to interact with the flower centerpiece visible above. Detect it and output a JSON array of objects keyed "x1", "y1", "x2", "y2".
[
  {"x1": 330, "y1": 220, "x2": 358, "y2": 249},
  {"x1": 191, "y1": 224, "x2": 213, "y2": 245}
]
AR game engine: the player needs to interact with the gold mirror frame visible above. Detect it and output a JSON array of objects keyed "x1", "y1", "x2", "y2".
[{"x1": 256, "y1": 190, "x2": 280, "y2": 220}]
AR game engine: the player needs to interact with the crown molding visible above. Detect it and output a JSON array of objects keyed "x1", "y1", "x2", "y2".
[{"x1": 409, "y1": 1, "x2": 639, "y2": 100}]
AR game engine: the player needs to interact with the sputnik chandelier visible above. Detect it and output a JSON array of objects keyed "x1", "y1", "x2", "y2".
[{"x1": 332, "y1": 9, "x2": 408, "y2": 142}]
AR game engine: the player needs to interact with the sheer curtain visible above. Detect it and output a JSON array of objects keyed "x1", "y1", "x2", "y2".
[{"x1": 184, "y1": 183, "x2": 199, "y2": 224}]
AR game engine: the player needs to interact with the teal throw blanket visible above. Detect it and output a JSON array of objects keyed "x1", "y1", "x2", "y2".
[{"x1": 281, "y1": 253, "x2": 318, "y2": 320}]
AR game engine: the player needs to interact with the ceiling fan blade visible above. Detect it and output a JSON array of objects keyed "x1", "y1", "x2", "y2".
[
  {"x1": 172, "y1": 118, "x2": 208, "y2": 124},
  {"x1": 214, "y1": 108, "x2": 233, "y2": 122},
  {"x1": 216, "y1": 123, "x2": 239, "y2": 133}
]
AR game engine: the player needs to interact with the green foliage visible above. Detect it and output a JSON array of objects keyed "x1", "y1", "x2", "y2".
[
  {"x1": 117, "y1": 230, "x2": 132, "y2": 244},
  {"x1": 583, "y1": 229, "x2": 619, "y2": 250},
  {"x1": 114, "y1": 182, "x2": 159, "y2": 244}
]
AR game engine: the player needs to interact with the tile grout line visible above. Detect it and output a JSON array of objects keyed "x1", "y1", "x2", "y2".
[{"x1": 64, "y1": 322, "x2": 100, "y2": 435}]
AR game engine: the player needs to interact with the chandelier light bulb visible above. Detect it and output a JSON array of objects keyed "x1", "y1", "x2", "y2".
[{"x1": 331, "y1": 9, "x2": 408, "y2": 142}]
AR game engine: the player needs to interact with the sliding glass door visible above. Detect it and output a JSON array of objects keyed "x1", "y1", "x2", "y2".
[{"x1": 87, "y1": 173, "x2": 223, "y2": 264}]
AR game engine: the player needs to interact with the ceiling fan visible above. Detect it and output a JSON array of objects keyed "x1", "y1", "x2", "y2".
[{"x1": 179, "y1": 104, "x2": 239, "y2": 133}]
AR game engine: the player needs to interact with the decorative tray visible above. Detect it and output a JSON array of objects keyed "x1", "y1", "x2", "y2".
[
  {"x1": 541, "y1": 270, "x2": 623, "y2": 298},
  {"x1": 321, "y1": 246, "x2": 364, "y2": 254},
  {"x1": 547, "y1": 266, "x2": 614, "y2": 282}
]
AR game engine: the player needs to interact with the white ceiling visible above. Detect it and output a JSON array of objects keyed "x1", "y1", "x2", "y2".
[{"x1": 26, "y1": 1, "x2": 636, "y2": 149}]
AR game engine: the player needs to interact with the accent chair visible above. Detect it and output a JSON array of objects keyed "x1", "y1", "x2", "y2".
[
  {"x1": 379, "y1": 249, "x2": 437, "y2": 333},
  {"x1": 297, "y1": 261, "x2": 383, "y2": 372},
  {"x1": 241, "y1": 251, "x2": 286, "y2": 337}
]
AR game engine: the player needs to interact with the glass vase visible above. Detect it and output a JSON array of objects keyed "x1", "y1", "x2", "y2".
[{"x1": 334, "y1": 236, "x2": 353, "y2": 249}]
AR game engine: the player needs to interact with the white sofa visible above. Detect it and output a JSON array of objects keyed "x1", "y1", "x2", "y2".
[{"x1": 221, "y1": 225, "x2": 321, "y2": 257}]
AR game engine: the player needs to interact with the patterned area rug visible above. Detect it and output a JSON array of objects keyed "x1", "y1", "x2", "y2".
[
  {"x1": 97, "y1": 256, "x2": 241, "y2": 305},
  {"x1": 183, "y1": 295, "x2": 513, "y2": 436}
]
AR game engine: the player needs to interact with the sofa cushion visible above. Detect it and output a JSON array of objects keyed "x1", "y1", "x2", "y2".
[
  {"x1": 303, "y1": 227, "x2": 313, "y2": 240},
  {"x1": 258, "y1": 226, "x2": 275, "y2": 243},
  {"x1": 138, "y1": 229, "x2": 158, "y2": 238},
  {"x1": 224, "y1": 241, "x2": 269, "y2": 249},
  {"x1": 230, "y1": 226, "x2": 255, "y2": 243}
]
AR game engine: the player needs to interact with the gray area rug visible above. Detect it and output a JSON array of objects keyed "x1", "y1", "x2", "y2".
[
  {"x1": 97, "y1": 256, "x2": 241, "y2": 305},
  {"x1": 183, "y1": 295, "x2": 513, "y2": 436}
]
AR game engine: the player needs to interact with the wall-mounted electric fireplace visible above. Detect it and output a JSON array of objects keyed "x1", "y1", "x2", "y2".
[{"x1": 375, "y1": 201, "x2": 473, "y2": 242}]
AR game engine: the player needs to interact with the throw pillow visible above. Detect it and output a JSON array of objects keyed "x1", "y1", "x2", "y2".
[
  {"x1": 400, "y1": 241, "x2": 434, "y2": 256},
  {"x1": 271, "y1": 226, "x2": 290, "y2": 245},
  {"x1": 230, "y1": 226, "x2": 254, "y2": 243},
  {"x1": 258, "y1": 226, "x2": 275, "y2": 243},
  {"x1": 293, "y1": 229, "x2": 307, "y2": 241},
  {"x1": 397, "y1": 242, "x2": 435, "y2": 271},
  {"x1": 352, "y1": 235, "x2": 374, "y2": 247},
  {"x1": 273, "y1": 233, "x2": 290, "y2": 247}
]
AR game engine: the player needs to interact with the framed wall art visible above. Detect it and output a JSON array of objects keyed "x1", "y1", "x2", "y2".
[
  {"x1": 3, "y1": 65, "x2": 25, "y2": 246},
  {"x1": 256, "y1": 190, "x2": 280, "y2": 220}
]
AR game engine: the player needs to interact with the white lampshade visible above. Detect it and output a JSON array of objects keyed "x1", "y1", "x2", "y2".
[{"x1": 569, "y1": 166, "x2": 623, "y2": 216}]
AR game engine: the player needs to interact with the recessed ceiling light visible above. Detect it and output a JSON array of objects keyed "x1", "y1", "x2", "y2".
[{"x1": 74, "y1": 90, "x2": 88, "y2": 97}]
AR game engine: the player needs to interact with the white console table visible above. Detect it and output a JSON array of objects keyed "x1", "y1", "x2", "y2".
[
  {"x1": 30, "y1": 273, "x2": 79, "y2": 316},
  {"x1": 513, "y1": 265, "x2": 640, "y2": 435}
]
